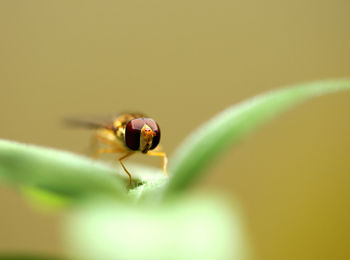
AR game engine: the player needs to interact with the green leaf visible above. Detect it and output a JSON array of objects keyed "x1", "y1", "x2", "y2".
[
  {"x1": 0, "y1": 139, "x2": 127, "y2": 203},
  {"x1": 126, "y1": 164, "x2": 168, "y2": 203},
  {"x1": 166, "y1": 78, "x2": 350, "y2": 194},
  {"x1": 64, "y1": 196, "x2": 249, "y2": 260},
  {"x1": 0, "y1": 255, "x2": 64, "y2": 260},
  {"x1": 21, "y1": 186, "x2": 73, "y2": 210}
]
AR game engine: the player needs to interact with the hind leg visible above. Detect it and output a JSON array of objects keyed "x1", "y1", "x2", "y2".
[{"x1": 94, "y1": 147, "x2": 121, "y2": 159}]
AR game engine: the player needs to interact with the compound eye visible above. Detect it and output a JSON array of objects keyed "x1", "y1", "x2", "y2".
[
  {"x1": 125, "y1": 118, "x2": 144, "y2": 150},
  {"x1": 144, "y1": 118, "x2": 161, "y2": 150}
]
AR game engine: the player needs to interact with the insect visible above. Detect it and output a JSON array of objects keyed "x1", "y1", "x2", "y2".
[{"x1": 66, "y1": 113, "x2": 168, "y2": 185}]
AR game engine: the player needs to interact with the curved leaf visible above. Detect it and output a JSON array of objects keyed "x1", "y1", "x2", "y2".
[
  {"x1": 166, "y1": 78, "x2": 350, "y2": 194},
  {"x1": 0, "y1": 139, "x2": 127, "y2": 203},
  {"x1": 126, "y1": 164, "x2": 168, "y2": 203},
  {"x1": 64, "y1": 196, "x2": 248, "y2": 260},
  {"x1": 0, "y1": 255, "x2": 64, "y2": 260}
]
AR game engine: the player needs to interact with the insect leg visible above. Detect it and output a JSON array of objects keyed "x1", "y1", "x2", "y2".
[
  {"x1": 146, "y1": 151, "x2": 168, "y2": 176},
  {"x1": 119, "y1": 152, "x2": 135, "y2": 185},
  {"x1": 93, "y1": 133, "x2": 126, "y2": 158},
  {"x1": 94, "y1": 148, "x2": 120, "y2": 159},
  {"x1": 95, "y1": 133, "x2": 119, "y2": 146}
]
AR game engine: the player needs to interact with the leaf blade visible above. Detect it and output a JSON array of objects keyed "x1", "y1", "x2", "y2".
[
  {"x1": 64, "y1": 196, "x2": 248, "y2": 260},
  {"x1": 166, "y1": 78, "x2": 350, "y2": 194},
  {"x1": 0, "y1": 139, "x2": 127, "y2": 203},
  {"x1": 0, "y1": 254, "x2": 64, "y2": 260}
]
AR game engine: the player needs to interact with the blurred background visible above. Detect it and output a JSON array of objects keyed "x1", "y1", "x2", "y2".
[{"x1": 0, "y1": 0, "x2": 349, "y2": 259}]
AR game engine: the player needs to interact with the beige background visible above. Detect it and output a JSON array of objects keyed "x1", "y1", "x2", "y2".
[{"x1": 0, "y1": 1, "x2": 350, "y2": 259}]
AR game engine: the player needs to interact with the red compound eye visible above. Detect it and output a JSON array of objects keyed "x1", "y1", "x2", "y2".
[
  {"x1": 125, "y1": 118, "x2": 144, "y2": 150},
  {"x1": 125, "y1": 118, "x2": 161, "y2": 151}
]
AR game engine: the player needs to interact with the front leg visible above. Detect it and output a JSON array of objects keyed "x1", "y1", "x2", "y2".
[
  {"x1": 119, "y1": 152, "x2": 135, "y2": 185},
  {"x1": 146, "y1": 151, "x2": 168, "y2": 176}
]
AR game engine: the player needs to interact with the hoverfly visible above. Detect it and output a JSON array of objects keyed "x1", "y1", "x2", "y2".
[{"x1": 67, "y1": 113, "x2": 168, "y2": 185}]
